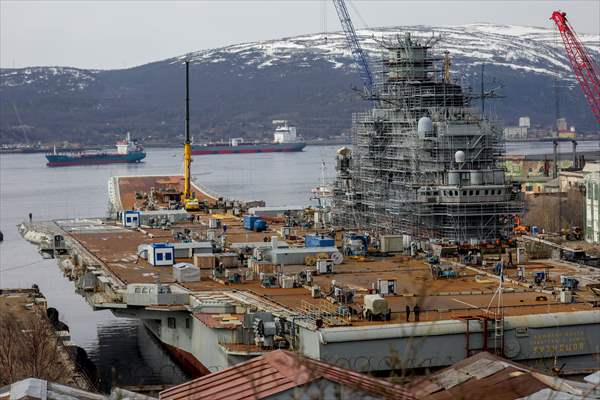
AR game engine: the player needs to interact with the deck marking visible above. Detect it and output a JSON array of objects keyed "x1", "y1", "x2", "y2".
[{"x1": 452, "y1": 298, "x2": 479, "y2": 309}]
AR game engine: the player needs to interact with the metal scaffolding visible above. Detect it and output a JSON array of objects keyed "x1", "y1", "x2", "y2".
[{"x1": 332, "y1": 33, "x2": 523, "y2": 243}]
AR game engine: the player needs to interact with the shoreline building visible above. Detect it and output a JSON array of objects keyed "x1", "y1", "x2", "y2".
[{"x1": 332, "y1": 33, "x2": 523, "y2": 243}]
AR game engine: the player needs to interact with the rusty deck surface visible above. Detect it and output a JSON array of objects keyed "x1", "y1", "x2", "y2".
[
  {"x1": 50, "y1": 173, "x2": 600, "y2": 327},
  {"x1": 117, "y1": 175, "x2": 217, "y2": 210},
  {"x1": 64, "y1": 219, "x2": 596, "y2": 325}
]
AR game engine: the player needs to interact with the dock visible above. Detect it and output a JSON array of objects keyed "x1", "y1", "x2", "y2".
[{"x1": 0, "y1": 288, "x2": 95, "y2": 390}]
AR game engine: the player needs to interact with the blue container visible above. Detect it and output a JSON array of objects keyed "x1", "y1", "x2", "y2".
[
  {"x1": 304, "y1": 234, "x2": 335, "y2": 248},
  {"x1": 243, "y1": 215, "x2": 258, "y2": 230},
  {"x1": 531, "y1": 226, "x2": 539, "y2": 236},
  {"x1": 253, "y1": 219, "x2": 267, "y2": 232}
]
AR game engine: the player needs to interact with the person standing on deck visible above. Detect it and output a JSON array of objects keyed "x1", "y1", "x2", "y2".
[
  {"x1": 413, "y1": 305, "x2": 420, "y2": 322},
  {"x1": 405, "y1": 305, "x2": 411, "y2": 322}
]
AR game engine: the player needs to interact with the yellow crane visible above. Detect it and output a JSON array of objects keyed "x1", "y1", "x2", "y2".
[
  {"x1": 182, "y1": 60, "x2": 200, "y2": 211},
  {"x1": 443, "y1": 51, "x2": 451, "y2": 84}
]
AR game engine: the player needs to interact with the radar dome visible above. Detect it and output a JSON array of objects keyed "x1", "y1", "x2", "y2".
[
  {"x1": 417, "y1": 117, "x2": 433, "y2": 138},
  {"x1": 337, "y1": 146, "x2": 352, "y2": 156},
  {"x1": 455, "y1": 150, "x2": 466, "y2": 163}
]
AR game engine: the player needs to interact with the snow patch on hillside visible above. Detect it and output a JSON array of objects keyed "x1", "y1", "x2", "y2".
[{"x1": 0, "y1": 67, "x2": 97, "y2": 90}]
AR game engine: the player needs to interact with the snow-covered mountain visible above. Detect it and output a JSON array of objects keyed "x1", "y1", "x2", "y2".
[
  {"x1": 1, "y1": 24, "x2": 599, "y2": 144},
  {"x1": 177, "y1": 24, "x2": 599, "y2": 78}
]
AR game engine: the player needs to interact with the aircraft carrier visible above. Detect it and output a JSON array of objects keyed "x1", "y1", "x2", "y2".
[
  {"x1": 19, "y1": 172, "x2": 600, "y2": 377},
  {"x1": 17, "y1": 26, "x2": 600, "y2": 381}
]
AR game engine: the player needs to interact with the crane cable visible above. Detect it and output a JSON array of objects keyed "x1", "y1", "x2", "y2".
[
  {"x1": 321, "y1": 0, "x2": 328, "y2": 42},
  {"x1": 1, "y1": 258, "x2": 49, "y2": 272},
  {"x1": 347, "y1": 0, "x2": 370, "y2": 31}
]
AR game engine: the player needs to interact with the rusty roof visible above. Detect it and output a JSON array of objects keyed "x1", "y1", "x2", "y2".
[
  {"x1": 193, "y1": 313, "x2": 243, "y2": 330},
  {"x1": 159, "y1": 350, "x2": 413, "y2": 400},
  {"x1": 408, "y1": 352, "x2": 600, "y2": 399}
]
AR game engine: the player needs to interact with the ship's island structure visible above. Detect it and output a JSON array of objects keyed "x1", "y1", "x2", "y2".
[{"x1": 332, "y1": 33, "x2": 523, "y2": 243}]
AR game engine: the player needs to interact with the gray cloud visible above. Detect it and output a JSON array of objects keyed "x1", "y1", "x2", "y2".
[{"x1": 1, "y1": 0, "x2": 598, "y2": 69}]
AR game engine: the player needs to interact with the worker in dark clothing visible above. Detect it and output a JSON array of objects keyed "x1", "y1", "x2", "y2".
[
  {"x1": 405, "y1": 305, "x2": 411, "y2": 322},
  {"x1": 413, "y1": 304, "x2": 421, "y2": 322}
]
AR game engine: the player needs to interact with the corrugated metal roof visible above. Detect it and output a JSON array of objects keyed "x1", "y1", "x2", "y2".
[
  {"x1": 408, "y1": 352, "x2": 600, "y2": 400},
  {"x1": 160, "y1": 350, "x2": 412, "y2": 400}
]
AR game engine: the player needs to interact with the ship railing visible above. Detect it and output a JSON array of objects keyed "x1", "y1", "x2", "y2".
[
  {"x1": 190, "y1": 179, "x2": 225, "y2": 202},
  {"x1": 298, "y1": 300, "x2": 352, "y2": 328}
]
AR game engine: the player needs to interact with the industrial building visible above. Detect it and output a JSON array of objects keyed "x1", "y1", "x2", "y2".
[
  {"x1": 503, "y1": 116, "x2": 530, "y2": 140},
  {"x1": 585, "y1": 167, "x2": 600, "y2": 243},
  {"x1": 332, "y1": 33, "x2": 523, "y2": 243}
]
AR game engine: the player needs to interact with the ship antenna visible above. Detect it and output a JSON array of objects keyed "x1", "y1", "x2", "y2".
[{"x1": 182, "y1": 60, "x2": 193, "y2": 206}]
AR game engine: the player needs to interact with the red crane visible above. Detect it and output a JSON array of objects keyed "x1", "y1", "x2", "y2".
[{"x1": 550, "y1": 10, "x2": 600, "y2": 125}]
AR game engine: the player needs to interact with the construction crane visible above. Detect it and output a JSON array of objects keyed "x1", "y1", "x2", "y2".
[
  {"x1": 331, "y1": 0, "x2": 374, "y2": 96},
  {"x1": 182, "y1": 60, "x2": 200, "y2": 211},
  {"x1": 550, "y1": 10, "x2": 600, "y2": 125}
]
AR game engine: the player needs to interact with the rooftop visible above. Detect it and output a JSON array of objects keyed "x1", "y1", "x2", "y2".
[
  {"x1": 47, "y1": 209, "x2": 600, "y2": 326},
  {"x1": 159, "y1": 349, "x2": 412, "y2": 400},
  {"x1": 408, "y1": 352, "x2": 600, "y2": 399},
  {"x1": 0, "y1": 378, "x2": 154, "y2": 400}
]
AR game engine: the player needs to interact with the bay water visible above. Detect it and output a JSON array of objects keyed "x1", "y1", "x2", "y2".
[{"x1": 0, "y1": 146, "x2": 338, "y2": 391}]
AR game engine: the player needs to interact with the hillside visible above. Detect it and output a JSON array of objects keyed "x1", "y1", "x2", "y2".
[{"x1": 1, "y1": 24, "x2": 599, "y2": 145}]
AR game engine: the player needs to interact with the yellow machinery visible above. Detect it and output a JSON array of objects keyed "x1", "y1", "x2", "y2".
[
  {"x1": 182, "y1": 60, "x2": 200, "y2": 211},
  {"x1": 443, "y1": 51, "x2": 451, "y2": 84}
]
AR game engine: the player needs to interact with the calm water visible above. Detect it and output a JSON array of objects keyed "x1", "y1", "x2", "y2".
[{"x1": 0, "y1": 146, "x2": 338, "y2": 391}]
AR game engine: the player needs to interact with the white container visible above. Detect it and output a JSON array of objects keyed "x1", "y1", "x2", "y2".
[
  {"x1": 280, "y1": 276, "x2": 295, "y2": 289},
  {"x1": 560, "y1": 290, "x2": 572, "y2": 303},
  {"x1": 122, "y1": 211, "x2": 141, "y2": 228},
  {"x1": 148, "y1": 244, "x2": 175, "y2": 266},
  {"x1": 402, "y1": 235, "x2": 412, "y2": 250},
  {"x1": 172, "y1": 263, "x2": 201, "y2": 283},
  {"x1": 377, "y1": 279, "x2": 397, "y2": 295},
  {"x1": 363, "y1": 294, "x2": 388, "y2": 316},
  {"x1": 380, "y1": 235, "x2": 403, "y2": 253},
  {"x1": 316, "y1": 259, "x2": 334, "y2": 274}
]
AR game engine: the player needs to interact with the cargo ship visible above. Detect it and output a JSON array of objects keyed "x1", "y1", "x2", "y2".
[
  {"x1": 191, "y1": 120, "x2": 306, "y2": 155},
  {"x1": 46, "y1": 133, "x2": 146, "y2": 167}
]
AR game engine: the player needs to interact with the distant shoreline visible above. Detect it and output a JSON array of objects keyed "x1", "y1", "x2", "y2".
[{"x1": 0, "y1": 141, "x2": 351, "y2": 154}]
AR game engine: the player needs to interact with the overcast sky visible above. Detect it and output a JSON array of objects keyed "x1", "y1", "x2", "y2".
[{"x1": 1, "y1": 0, "x2": 598, "y2": 70}]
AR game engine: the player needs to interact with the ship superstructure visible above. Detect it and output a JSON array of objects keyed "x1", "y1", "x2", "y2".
[{"x1": 332, "y1": 33, "x2": 523, "y2": 243}]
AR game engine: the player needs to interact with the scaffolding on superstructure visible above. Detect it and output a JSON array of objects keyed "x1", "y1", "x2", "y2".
[{"x1": 332, "y1": 33, "x2": 523, "y2": 243}]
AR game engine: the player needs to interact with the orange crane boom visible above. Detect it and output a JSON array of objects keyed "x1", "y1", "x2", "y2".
[{"x1": 550, "y1": 11, "x2": 600, "y2": 125}]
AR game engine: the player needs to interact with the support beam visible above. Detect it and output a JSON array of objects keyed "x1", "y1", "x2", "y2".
[{"x1": 553, "y1": 140, "x2": 559, "y2": 179}]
